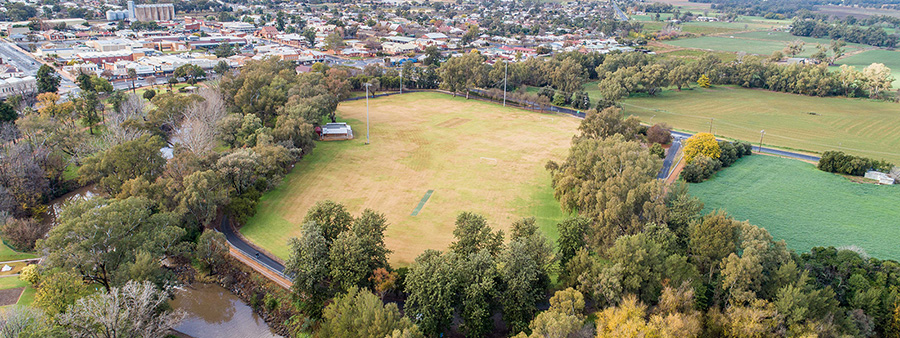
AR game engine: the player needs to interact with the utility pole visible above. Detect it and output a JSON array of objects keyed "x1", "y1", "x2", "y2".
[
  {"x1": 503, "y1": 60, "x2": 508, "y2": 107},
  {"x1": 364, "y1": 82, "x2": 372, "y2": 145},
  {"x1": 758, "y1": 130, "x2": 765, "y2": 152},
  {"x1": 709, "y1": 118, "x2": 713, "y2": 134},
  {"x1": 399, "y1": 65, "x2": 403, "y2": 94}
]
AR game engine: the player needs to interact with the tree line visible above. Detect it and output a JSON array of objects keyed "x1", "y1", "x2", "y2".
[
  {"x1": 0, "y1": 56, "x2": 350, "y2": 336},
  {"x1": 791, "y1": 19, "x2": 899, "y2": 48}
]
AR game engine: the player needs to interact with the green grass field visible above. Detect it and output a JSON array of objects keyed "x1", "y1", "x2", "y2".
[
  {"x1": 690, "y1": 155, "x2": 900, "y2": 260},
  {"x1": 240, "y1": 92, "x2": 578, "y2": 265},
  {"x1": 0, "y1": 243, "x2": 36, "y2": 262},
  {"x1": 833, "y1": 50, "x2": 900, "y2": 89},
  {"x1": 662, "y1": 31, "x2": 869, "y2": 57},
  {"x1": 623, "y1": 86, "x2": 900, "y2": 164}
]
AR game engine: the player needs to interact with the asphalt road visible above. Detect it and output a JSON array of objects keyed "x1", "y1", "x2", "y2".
[
  {"x1": 612, "y1": 1, "x2": 629, "y2": 21},
  {"x1": 219, "y1": 216, "x2": 287, "y2": 275},
  {"x1": 669, "y1": 131, "x2": 821, "y2": 162},
  {"x1": 658, "y1": 138, "x2": 683, "y2": 179},
  {"x1": 0, "y1": 40, "x2": 78, "y2": 94}
]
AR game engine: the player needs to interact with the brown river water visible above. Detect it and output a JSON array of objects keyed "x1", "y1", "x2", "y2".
[{"x1": 170, "y1": 284, "x2": 281, "y2": 338}]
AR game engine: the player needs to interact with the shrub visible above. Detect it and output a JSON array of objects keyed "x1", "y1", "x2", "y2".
[
  {"x1": 647, "y1": 123, "x2": 672, "y2": 145},
  {"x1": 681, "y1": 155, "x2": 721, "y2": 183},
  {"x1": 817, "y1": 151, "x2": 894, "y2": 176},
  {"x1": 649, "y1": 143, "x2": 665, "y2": 159},
  {"x1": 142, "y1": 89, "x2": 156, "y2": 100},
  {"x1": 552, "y1": 92, "x2": 569, "y2": 106},
  {"x1": 538, "y1": 86, "x2": 555, "y2": 100},
  {"x1": 572, "y1": 91, "x2": 591, "y2": 110},
  {"x1": 1, "y1": 218, "x2": 50, "y2": 252},
  {"x1": 718, "y1": 141, "x2": 738, "y2": 167},
  {"x1": 735, "y1": 142, "x2": 753, "y2": 156}
]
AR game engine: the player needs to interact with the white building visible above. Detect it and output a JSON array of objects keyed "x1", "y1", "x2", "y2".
[{"x1": 0, "y1": 76, "x2": 37, "y2": 99}]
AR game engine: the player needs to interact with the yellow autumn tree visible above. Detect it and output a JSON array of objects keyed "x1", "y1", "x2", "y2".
[
  {"x1": 697, "y1": 74, "x2": 711, "y2": 88},
  {"x1": 683, "y1": 132, "x2": 721, "y2": 163}
]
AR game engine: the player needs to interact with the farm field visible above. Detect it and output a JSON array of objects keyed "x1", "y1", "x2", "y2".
[
  {"x1": 639, "y1": 15, "x2": 791, "y2": 35},
  {"x1": 240, "y1": 92, "x2": 578, "y2": 265},
  {"x1": 662, "y1": 31, "x2": 870, "y2": 57},
  {"x1": 833, "y1": 50, "x2": 900, "y2": 88},
  {"x1": 690, "y1": 155, "x2": 900, "y2": 260},
  {"x1": 623, "y1": 86, "x2": 900, "y2": 164}
]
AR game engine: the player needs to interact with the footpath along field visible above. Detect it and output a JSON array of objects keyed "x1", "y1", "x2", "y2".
[
  {"x1": 690, "y1": 155, "x2": 900, "y2": 260},
  {"x1": 240, "y1": 92, "x2": 579, "y2": 265}
]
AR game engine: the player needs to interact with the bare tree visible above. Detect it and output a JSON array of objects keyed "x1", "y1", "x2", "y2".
[
  {"x1": 146, "y1": 75, "x2": 157, "y2": 89},
  {"x1": 56, "y1": 281, "x2": 184, "y2": 338},
  {"x1": 104, "y1": 93, "x2": 148, "y2": 146},
  {"x1": 176, "y1": 88, "x2": 227, "y2": 156},
  {"x1": 0, "y1": 306, "x2": 51, "y2": 336}
]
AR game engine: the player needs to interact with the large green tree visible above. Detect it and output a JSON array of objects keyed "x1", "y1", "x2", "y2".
[
  {"x1": 319, "y1": 287, "x2": 422, "y2": 338},
  {"x1": 546, "y1": 134, "x2": 666, "y2": 249},
  {"x1": 38, "y1": 197, "x2": 185, "y2": 291},
  {"x1": 78, "y1": 135, "x2": 166, "y2": 195},
  {"x1": 449, "y1": 212, "x2": 503, "y2": 257},
  {"x1": 404, "y1": 250, "x2": 459, "y2": 337},
  {"x1": 36, "y1": 64, "x2": 60, "y2": 93}
]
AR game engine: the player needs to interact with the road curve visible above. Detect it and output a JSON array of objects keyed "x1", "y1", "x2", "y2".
[{"x1": 218, "y1": 216, "x2": 287, "y2": 275}]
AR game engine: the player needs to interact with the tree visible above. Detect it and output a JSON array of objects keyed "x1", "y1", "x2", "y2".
[
  {"x1": 74, "y1": 90, "x2": 101, "y2": 134},
  {"x1": 34, "y1": 270, "x2": 91, "y2": 316},
  {"x1": 177, "y1": 88, "x2": 227, "y2": 156},
  {"x1": 285, "y1": 221, "x2": 332, "y2": 317},
  {"x1": 546, "y1": 135, "x2": 665, "y2": 249},
  {"x1": 578, "y1": 106, "x2": 641, "y2": 141},
  {"x1": 303, "y1": 200, "x2": 354, "y2": 243},
  {"x1": 329, "y1": 231, "x2": 371, "y2": 292},
  {"x1": 127, "y1": 68, "x2": 138, "y2": 93},
  {"x1": 783, "y1": 39, "x2": 805, "y2": 58},
  {"x1": 78, "y1": 135, "x2": 166, "y2": 195},
  {"x1": 370, "y1": 268, "x2": 398, "y2": 300},
  {"x1": 176, "y1": 170, "x2": 229, "y2": 226},
  {"x1": 0, "y1": 305, "x2": 59, "y2": 337},
  {"x1": 457, "y1": 250, "x2": 499, "y2": 337},
  {"x1": 439, "y1": 51, "x2": 487, "y2": 99},
  {"x1": 0, "y1": 100, "x2": 16, "y2": 123},
  {"x1": 352, "y1": 209, "x2": 391, "y2": 274},
  {"x1": 324, "y1": 32, "x2": 344, "y2": 52},
  {"x1": 550, "y1": 58, "x2": 587, "y2": 97},
  {"x1": 173, "y1": 64, "x2": 206, "y2": 84},
  {"x1": 862, "y1": 63, "x2": 894, "y2": 99},
  {"x1": 689, "y1": 211, "x2": 739, "y2": 282},
  {"x1": 647, "y1": 123, "x2": 672, "y2": 144},
  {"x1": 56, "y1": 281, "x2": 184, "y2": 337},
  {"x1": 214, "y1": 60, "x2": 230, "y2": 76},
  {"x1": 36, "y1": 64, "x2": 60, "y2": 93},
  {"x1": 214, "y1": 42, "x2": 236, "y2": 58},
  {"x1": 1, "y1": 217, "x2": 50, "y2": 251},
  {"x1": 38, "y1": 197, "x2": 184, "y2": 291},
  {"x1": 683, "y1": 132, "x2": 720, "y2": 163},
  {"x1": 557, "y1": 217, "x2": 590, "y2": 273},
  {"x1": 449, "y1": 212, "x2": 503, "y2": 257},
  {"x1": 196, "y1": 230, "x2": 228, "y2": 274},
  {"x1": 404, "y1": 250, "x2": 459, "y2": 337},
  {"x1": 513, "y1": 288, "x2": 586, "y2": 338},
  {"x1": 500, "y1": 240, "x2": 546, "y2": 333},
  {"x1": 697, "y1": 74, "x2": 711, "y2": 88},
  {"x1": 319, "y1": 287, "x2": 421, "y2": 338}
]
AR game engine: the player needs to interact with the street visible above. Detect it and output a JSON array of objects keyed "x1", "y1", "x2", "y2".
[{"x1": 0, "y1": 40, "x2": 78, "y2": 94}]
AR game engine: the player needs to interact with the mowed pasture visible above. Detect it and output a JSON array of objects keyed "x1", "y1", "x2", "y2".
[
  {"x1": 690, "y1": 155, "x2": 900, "y2": 260},
  {"x1": 833, "y1": 50, "x2": 900, "y2": 88},
  {"x1": 623, "y1": 86, "x2": 900, "y2": 164},
  {"x1": 662, "y1": 31, "x2": 869, "y2": 57},
  {"x1": 240, "y1": 92, "x2": 579, "y2": 265}
]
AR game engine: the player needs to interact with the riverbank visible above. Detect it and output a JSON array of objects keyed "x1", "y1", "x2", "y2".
[{"x1": 173, "y1": 254, "x2": 306, "y2": 338}]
